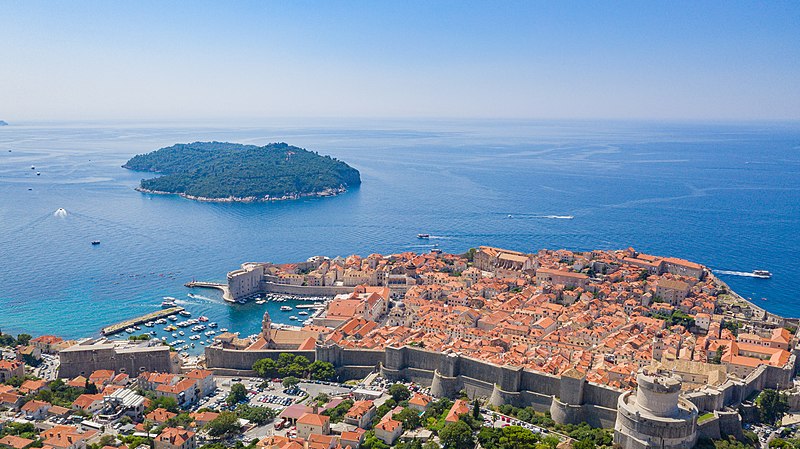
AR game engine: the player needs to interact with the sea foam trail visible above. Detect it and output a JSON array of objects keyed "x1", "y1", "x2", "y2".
[{"x1": 714, "y1": 270, "x2": 761, "y2": 278}]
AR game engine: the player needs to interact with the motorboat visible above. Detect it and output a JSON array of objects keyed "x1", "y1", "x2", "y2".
[{"x1": 752, "y1": 270, "x2": 772, "y2": 279}]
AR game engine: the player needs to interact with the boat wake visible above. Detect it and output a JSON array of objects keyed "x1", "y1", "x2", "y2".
[
  {"x1": 505, "y1": 213, "x2": 574, "y2": 220},
  {"x1": 713, "y1": 270, "x2": 763, "y2": 278}
]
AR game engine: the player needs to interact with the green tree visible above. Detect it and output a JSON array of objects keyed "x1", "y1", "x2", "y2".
[
  {"x1": 227, "y1": 383, "x2": 248, "y2": 405},
  {"x1": 282, "y1": 376, "x2": 300, "y2": 389},
  {"x1": 252, "y1": 358, "x2": 278, "y2": 378},
  {"x1": 146, "y1": 396, "x2": 179, "y2": 413},
  {"x1": 17, "y1": 334, "x2": 32, "y2": 346},
  {"x1": 308, "y1": 360, "x2": 336, "y2": 381},
  {"x1": 757, "y1": 389, "x2": 789, "y2": 425},
  {"x1": 499, "y1": 426, "x2": 539, "y2": 449},
  {"x1": 235, "y1": 404, "x2": 276, "y2": 425},
  {"x1": 206, "y1": 411, "x2": 241, "y2": 437},
  {"x1": 439, "y1": 420, "x2": 474, "y2": 449},
  {"x1": 388, "y1": 383, "x2": 411, "y2": 402},
  {"x1": 84, "y1": 380, "x2": 98, "y2": 394},
  {"x1": 394, "y1": 407, "x2": 422, "y2": 430},
  {"x1": 362, "y1": 431, "x2": 390, "y2": 449},
  {"x1": 472, "y1": 399, "x2": 480, "y2": 420}
]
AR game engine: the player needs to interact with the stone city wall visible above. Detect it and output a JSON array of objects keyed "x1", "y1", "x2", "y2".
[
  {"x1": 262, "y1": 280, "x2": 354, "y2": 296},
  {"x1": 205, "y1": 347, "x2": 315, "y2": 372}
]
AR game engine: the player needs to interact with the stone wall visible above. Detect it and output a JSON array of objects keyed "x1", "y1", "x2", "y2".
[
  {"x1": 262, "y1": 281, "x2": 354, "y2": 296},
  {"x1": 205, "y1": 346, "x2": 315, "y2": 372}
]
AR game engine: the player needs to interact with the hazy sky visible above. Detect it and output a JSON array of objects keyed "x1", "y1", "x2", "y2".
[{"x1": 1, "y1": 1, "x2": 798, "y2": 121}]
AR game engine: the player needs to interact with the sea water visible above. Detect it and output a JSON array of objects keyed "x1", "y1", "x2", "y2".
[{"x1": 1, "y1": 119, "x2": 798, "y2": 352}]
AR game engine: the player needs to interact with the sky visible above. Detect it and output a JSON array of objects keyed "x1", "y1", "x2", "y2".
[{"x1": 1, "y1": 1, "x2": 799, "y2": 121}]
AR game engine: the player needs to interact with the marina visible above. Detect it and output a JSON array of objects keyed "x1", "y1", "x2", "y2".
[{"x1": 101, "y1": 306, "x2": 184, "y2": 336}]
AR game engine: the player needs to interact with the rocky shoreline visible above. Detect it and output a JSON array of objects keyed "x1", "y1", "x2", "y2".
[{"x1": 135, "y1": 186, "x2": 348, "y2": 203}]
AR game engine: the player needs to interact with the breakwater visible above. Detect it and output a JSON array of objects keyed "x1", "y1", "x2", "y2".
[{"x1": 101, "y1": 307, "x2": 184, "y2": 335}]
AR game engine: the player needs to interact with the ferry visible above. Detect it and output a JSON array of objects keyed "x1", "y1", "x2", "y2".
[
  {"x1": 752, "y1": 270, "x2": 772, "y2": 279},
  {"x1": 417, "y1": 233, "x2": 430, "y2": 239},
  {"x1": 280, "y1": 306, "x2": 293, "y2": 311}
]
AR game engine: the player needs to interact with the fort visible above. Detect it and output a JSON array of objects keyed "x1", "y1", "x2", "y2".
[{"x1": 59, "y1": 338, "x2": 179, "y2": 378}]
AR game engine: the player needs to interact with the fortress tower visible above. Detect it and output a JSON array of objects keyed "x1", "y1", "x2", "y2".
[{"x1": 614, "y1": 370, "x2": 698, "y2": 449}]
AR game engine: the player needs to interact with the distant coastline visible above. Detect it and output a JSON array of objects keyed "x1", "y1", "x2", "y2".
[
  {"x1": 135, "y1": 185, "x2": 349, "y2": 203},
  {"x1": 0, "y1": 120, "x2": 8, "y2": 126}
]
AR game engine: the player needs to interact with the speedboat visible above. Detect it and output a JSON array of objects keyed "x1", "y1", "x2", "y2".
[
  {"x1": 220, "y1": 328, "x2": 228, "y2": 332},
  {"x1": 752, "y1": 270, "x2": 772, "y2": 279},
  {"x1": 91, "y1": 240, "x2": 100, "y2": 245},
  {"x1": 417, "y1": 233, "x2": 430, "y2": 239},
  {"x1": 179, "y1": 331, "x2": 185, "y2": 336},
  {"x1": 289, "y1": 316, "x2": 298, "y2": 321},
  {"x1": 198, "y1": 316, "x2": 208, "y2": 322},
  {"x1": 125, "y1": 327, "x2": 135, "y2": 333},
  {"x1": 161, "y1": 300, "x2": 176, "y2": 308},
  {"x1": 255, "y1": 299, "x2": 266, "y2": 305},
  {"x1": 179, "y1": 310, "x2": 191, "y2": 317},
  {"x1": 280, "y1": 306, "x2": 292, "y2": 311},
  {"x1": 298, "y1": 311, "x2": 308, "y2": 316},
  {"x1": 168, "y1": 315, "x2": 178, "y2": 321},
  {"x1": 208, "y1": 322, "x2": 218, "y2": 328}
]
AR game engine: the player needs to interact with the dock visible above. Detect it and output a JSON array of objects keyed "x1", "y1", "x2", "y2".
[
  {"x1": 185, "y1": 281, "x2": 232, "y2": 302},
  {"x1": 295, "y1": 304, "x2": 326, "y2": 309},
  {"x1": 102, "y1": 307, "x2": 184, "y2": 336}
]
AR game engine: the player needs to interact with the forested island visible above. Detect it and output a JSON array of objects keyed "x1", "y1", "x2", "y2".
[{"x1": 123, "y1": 141, "x2": 361, "y2": 202}]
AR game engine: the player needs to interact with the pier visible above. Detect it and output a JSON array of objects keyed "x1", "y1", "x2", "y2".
[
  {"x1": 185, "y1": 281, "x2": 232, "y2": 302},
  {"x1": 101, "y1": 307, "x2": 184, "y2": 336}
]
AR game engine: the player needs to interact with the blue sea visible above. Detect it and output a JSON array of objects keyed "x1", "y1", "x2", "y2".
[{"x1": 1, "y1": 119, "x2": 799, "y2": 352}]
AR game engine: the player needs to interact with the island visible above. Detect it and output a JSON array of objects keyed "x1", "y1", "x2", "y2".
[
  {"x1": 0, "y1": 120, "x2": 8, "y2": 126},
  {"x1": 122, "y1": 141, "x2": 361, "y2": 202}
]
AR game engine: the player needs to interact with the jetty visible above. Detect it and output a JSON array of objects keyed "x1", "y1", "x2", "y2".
[
  {"x1": 102, "y1": 306, "x2": 184, "y2": 336},
  {"x1": 185, "y1": 281, "x2": 232, "y2": 302}
]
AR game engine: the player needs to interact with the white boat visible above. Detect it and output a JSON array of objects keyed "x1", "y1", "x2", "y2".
[
  {"x1": 125, "y1": 327, "x2": 135, "y2": 333},
  {"x1": 417, "y1": 233, "x2": 430, "y2": 239},
  {"x1": 190, "y1": 335, "x2": 200, "y2": 340},
  {"x1": 289, "y1": 316, "x2": 298, "y2": 320},
  {"x1": 255, "y1": 300, "x2": 266, "y2": 305},
  {"x1": 208, "y1": 322, "x2": 217, "y2": 328},
  {"x1": 280, "y1": 306, "x2": 293, "y2": 311},
  {"x1": 298, "y1": 311, "x2": 308, "y2": 316},
  {"x1": 144, "y1": 322, "x2": 154, "y2": 327},
  {"x1": 752, "y1": 270, "x2": 772, "y2": 279},
  {"x1": 205, "y1": 330, "x2": 216, "y2": 336},
  {"x1": 172, "y1": 333, "x2": 178, "y2": 338},
  {"x1": 168, "y1": 315, "x2": 178, "y2": 321},
  {"x1": 179, "y1": 311, "x2": 191, "y2": 317},
  {"x1": 220, "y1": 328, "x2": 228, "y2": 332},
  {"x1": 155, "y1": 318, "x2": 167, "y2": 324},
  {"x1": 179, "y1": 331, "x2": 185, "y2": 336}
]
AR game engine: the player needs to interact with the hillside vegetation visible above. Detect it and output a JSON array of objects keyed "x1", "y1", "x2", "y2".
[{"x1": 123, "y1": 141, "x2": 360, "y2": 201}]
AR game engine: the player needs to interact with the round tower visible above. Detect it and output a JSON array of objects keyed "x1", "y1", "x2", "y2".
[{"x1": 614, "y1": 370, "x2": 698, "y2": 449}]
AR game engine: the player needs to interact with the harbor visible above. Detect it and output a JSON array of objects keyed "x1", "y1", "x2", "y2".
[{"x1": 101, "y1": 306, "x2": 184, "y2": 336}]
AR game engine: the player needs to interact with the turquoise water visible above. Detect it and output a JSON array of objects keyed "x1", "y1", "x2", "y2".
[{"x1": 1, "y1": 119, "x2": 799, "y2": 352}]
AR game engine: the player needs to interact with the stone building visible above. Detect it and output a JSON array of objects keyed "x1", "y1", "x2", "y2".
[
  {"x1": 58, "y1": 339, "x2": 177, "y2": 379},
  {"x1": 227, "y1": 262, "x2": 265, "y2": 301},
  {"x1": 614, "y1": 370, "x2": 698, "y2": 449}
]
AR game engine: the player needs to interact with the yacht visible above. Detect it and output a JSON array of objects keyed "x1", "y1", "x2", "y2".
[
  {"x1": 161, "y1": 300, "x2": 176, "y2": 308},
  {"x1": 752, "y1": 270, "x2": 772, "y2": 279},
  {"x1": 179, "y1": 310, "x2": 191, "y2": 317},
  {"x1": 289, "y1": 316, "x2": 298, "y2": 321},
  {"x1": 280, "y1": 306, "x2": 293, "y2": 311}
]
